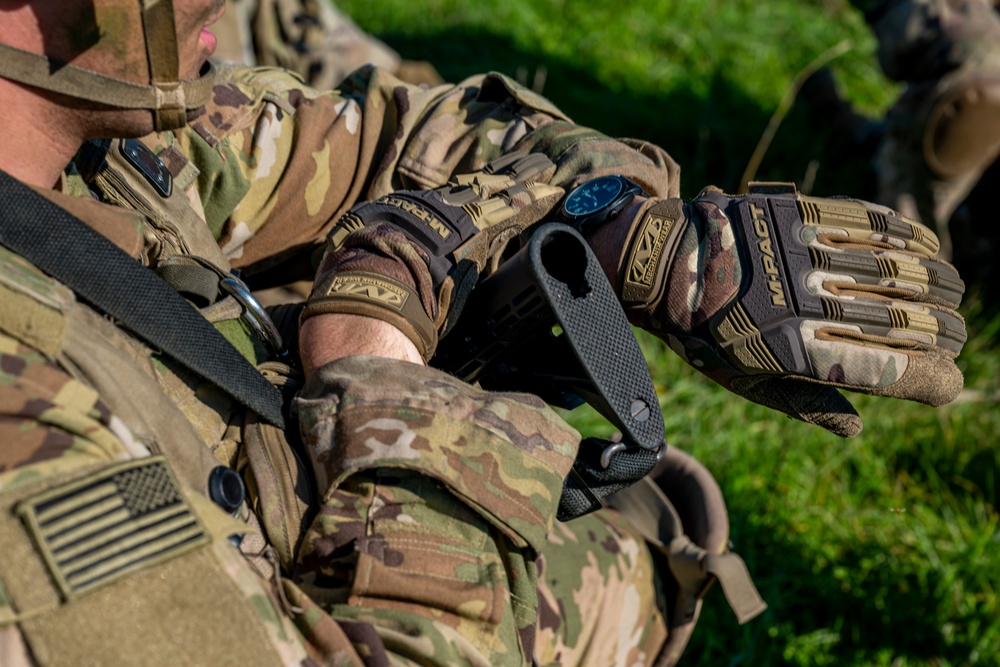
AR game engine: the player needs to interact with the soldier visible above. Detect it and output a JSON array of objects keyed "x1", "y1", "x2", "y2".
[
  {"x1": 0, "y1": 1, "x2": 967, "y2": 666},
  {"x1": 805, "y1": 0, "x2": 1000, "y2": 290}
]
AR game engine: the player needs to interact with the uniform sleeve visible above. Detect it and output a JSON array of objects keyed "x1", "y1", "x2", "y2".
[
  {"x1": 294, "y1": 355, "x2": 581, "y2": 665},
  {"x1": 140, "y1": 65, "x2": 679, "y2": 285}
]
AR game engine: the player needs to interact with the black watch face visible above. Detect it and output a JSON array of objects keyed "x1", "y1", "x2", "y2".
[{"x1": 562, "y1": 176, "x2": 625, "y2": 219}]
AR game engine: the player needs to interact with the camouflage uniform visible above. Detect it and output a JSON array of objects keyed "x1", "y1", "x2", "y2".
[{"x1": 0, "y1": 65, "x2": 688, "y2": 665}]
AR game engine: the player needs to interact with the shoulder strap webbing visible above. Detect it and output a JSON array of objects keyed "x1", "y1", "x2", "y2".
[{"x1": 0, "y1": 168, "x2": 284, "y2": 428}]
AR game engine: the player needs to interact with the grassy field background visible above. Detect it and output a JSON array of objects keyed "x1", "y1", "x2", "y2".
[{"x1": 336, "y1": 1, "x2": 1000, "y2": 664}]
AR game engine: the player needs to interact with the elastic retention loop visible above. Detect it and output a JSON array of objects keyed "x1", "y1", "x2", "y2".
[{"x1": 557, "y1": 439, "x2": 662, "y2": 521}]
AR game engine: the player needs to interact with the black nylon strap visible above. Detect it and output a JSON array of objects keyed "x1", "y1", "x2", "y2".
[
  {"x1": 558, "y1": 440, "x2": 660, "y2": 521},
  {"x1": 155, "y1": 263, "x2": 221, "y2": 308},
  {"x1": 0, "y1": 168, "x2": 285, "y2": 428}
]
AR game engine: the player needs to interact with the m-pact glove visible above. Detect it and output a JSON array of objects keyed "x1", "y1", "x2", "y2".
[
  {"x1": 301, "y1": 153, "x2": 564, "y2": 360},
  {"x1": 593, "y1": 181, "x2": 966, "y2": 437}
]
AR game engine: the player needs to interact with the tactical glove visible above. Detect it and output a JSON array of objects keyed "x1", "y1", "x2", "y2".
[
  {"x1": 301, "y1": 153, "x2": 564, "y2": 361},
  {"x1": 593, "y1": 183, "x2": 967, "y2": 437}
]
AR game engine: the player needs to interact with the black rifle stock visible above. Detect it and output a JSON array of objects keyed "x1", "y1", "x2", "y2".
[{"x1": 433, "y1": 223, "x2": 665, "y2": 520}]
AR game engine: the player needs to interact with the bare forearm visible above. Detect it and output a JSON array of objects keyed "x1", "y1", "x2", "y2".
[{"x1": 299, "y1": 313, "x2": 423, "y2": 379}]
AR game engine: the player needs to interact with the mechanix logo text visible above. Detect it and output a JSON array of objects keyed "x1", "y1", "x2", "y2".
[
  {"x1": 382, "y1": 197, "x2": 452, "y2": 240},
  {"x1": 748, "y1": 203, "x2": 787, "y2": 307},
  {"x1": 627, "y1": 213, "x2": 676, "y2": 288},
  {"x1": 327, "y1": 275, "x2": 408, "y2": 310}
]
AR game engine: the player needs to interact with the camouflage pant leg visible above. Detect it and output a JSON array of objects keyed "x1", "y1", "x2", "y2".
[{"x1": 534, "y1": 508, "x2": 668, "y2": 667}]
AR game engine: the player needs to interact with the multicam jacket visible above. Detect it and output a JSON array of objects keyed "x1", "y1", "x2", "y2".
[{"x1": 0, "y1": 66, "x2": 677, "y2": 665}]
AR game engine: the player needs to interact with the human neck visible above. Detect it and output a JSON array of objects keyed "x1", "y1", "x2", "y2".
[{"x1": 0, "y1": 78, "x2": 87, "y2": 189}]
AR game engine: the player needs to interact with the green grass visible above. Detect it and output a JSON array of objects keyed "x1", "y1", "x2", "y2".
[
  {"x1": 565, "y1": 319, "x2": 1000, "y2": 666},
  {"x1": 339, "y1": 0, "x2": 896, "y2": 197},
  {"x1": 336, "y1": 1, "x2": 1000, "y2": 664}
]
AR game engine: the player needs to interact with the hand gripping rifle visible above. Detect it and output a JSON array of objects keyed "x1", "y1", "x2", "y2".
[{"x1": 432, "y1": 223, "x2": 666, "y2": 520}]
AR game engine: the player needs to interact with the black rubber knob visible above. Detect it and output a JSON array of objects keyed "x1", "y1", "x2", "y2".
[{"x1": 208, "y1": 466, "x2": 245, "y2": 514}]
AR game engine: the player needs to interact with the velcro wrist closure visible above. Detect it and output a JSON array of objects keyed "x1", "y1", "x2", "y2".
[
  {"x1": 616, "y1": 198, "x2": 688, "y2": 311},
  {"x1": 300, "y1": 271, "x2": 438, "y2": 361},
  {"x1": 357, "y1": 192, "x2": 480, "y2": 285}
]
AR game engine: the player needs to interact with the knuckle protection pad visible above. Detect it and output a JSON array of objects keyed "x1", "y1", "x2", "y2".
[
  {"x1": 710, "y1": 193, "x2": 965, "y2": 379},
  {"x1": 711, "y1": 193, "x2": 813, "y2": 376}
]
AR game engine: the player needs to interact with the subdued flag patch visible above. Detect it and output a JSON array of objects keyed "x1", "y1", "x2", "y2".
[{"x1": 18, "y1": 457, "x2": 208, "y2": 599}]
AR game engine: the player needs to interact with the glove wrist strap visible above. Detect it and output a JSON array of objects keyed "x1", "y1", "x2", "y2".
[
  {"x1": 301, "y1": 271, "x2": 438, "y2": 361},
  {"x1": 616, "y1": 198, "x2": 688, "y2": 311}
]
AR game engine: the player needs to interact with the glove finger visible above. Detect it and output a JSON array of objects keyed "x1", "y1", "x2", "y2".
[
  {"x1": 465, "y1": 181, "x2": 565, "y2": 229},
  {"x1": 797, "y1": 195, "x2": 942, "y2": 257},
  {"x1": 444, "y1": 152, "x2": 557, "y2": 204},
  {"x1": 452, "y1": 182, "x2": 564, "y2": 281},
  {"x1": 480, "y1": 151, "x2": 557, "y2": 184},
  {"x1": 814, "y1": 295, "x2": 967, "y2": 354},
  {"x1": 807, "y1": 239, "x2": 964, "y2": 308},
  {"x1": 441, "y1": 173, "x2": 517, "y2": 204},
  {"x1": 730, "y1": 375, "x2": 863, "y2": 437},
  {"x1": 664, "y1": 333, "x2": 862, "y2": 436},
  {"x1": 719, "y1": 298, "x2": 965, "y2": 407},
  {"x1": 796, "y1": 325, "x2": 964, "y2": 407}
]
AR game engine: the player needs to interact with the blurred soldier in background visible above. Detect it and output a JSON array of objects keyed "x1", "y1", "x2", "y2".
[{"x1": 804, "y1": 0, "x2": 1000, "y2": 300}]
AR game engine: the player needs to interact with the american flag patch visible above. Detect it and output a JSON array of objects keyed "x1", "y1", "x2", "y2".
[{"x1": 18, "y1": 457, "x2": 208, "y2": 599}]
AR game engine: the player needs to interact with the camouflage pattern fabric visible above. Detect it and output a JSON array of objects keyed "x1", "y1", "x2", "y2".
[
  {"x1": 213, "y1": 0, "x2": 401, "y2": 90},
  {"x1": 0, "y1": 64, "x2": 685, "y2": 665},
  {"x1": 294, "y1": 355, "x2": 580, "y2": 663},
  {"x1": 135, "y1": 65, "x2": 678, "y2": 286},
  {"x1": 534, "y1": 508, "x2": 667, "y2": 667},
  {"x1": 0, "y1": 332, "x2": 314, "y2": 665}
]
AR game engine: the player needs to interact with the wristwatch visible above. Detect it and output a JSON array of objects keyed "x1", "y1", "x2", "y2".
[{"x1": 559, "y1": 175, "x2": 645, "y2": 233}]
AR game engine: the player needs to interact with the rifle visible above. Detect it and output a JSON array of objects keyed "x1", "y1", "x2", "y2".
[{"x1": 433, "y1": 223, "x2": 666, "y2": 520}]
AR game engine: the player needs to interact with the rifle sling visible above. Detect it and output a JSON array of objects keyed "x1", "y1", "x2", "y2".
[{"x1": 0, "y1": 167, "x2": 285, "y2": 428}]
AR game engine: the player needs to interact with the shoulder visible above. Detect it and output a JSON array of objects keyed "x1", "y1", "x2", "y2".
[
  {"x1": 191, "y1": 65, "x2": 335, "y2": 136},
  {"x1": 0, "y1": 184, "x2": 148, "y2": 356},
  {"x1": 0, "y1": 244, "x2": 75, "y2": 357}
]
